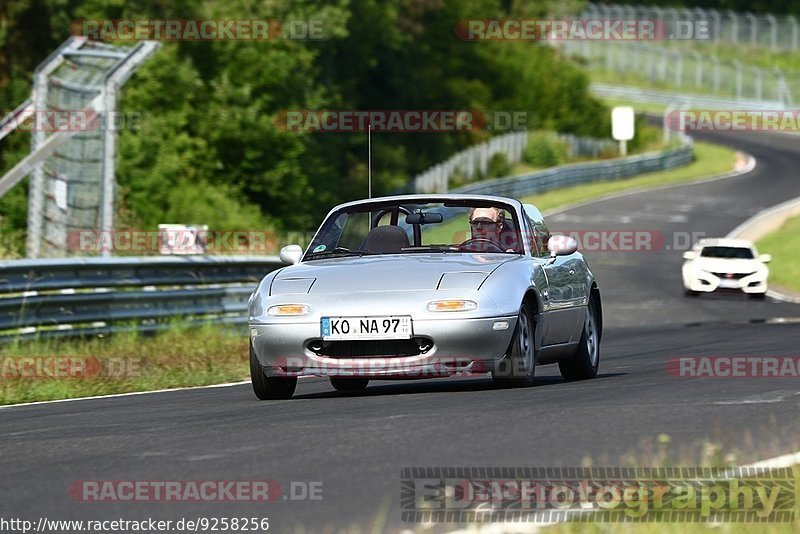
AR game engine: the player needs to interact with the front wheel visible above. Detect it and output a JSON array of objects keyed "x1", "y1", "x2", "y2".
[
  {"x1": 492, "y1": 303, "x2": 536, "y2": 388},
  {"x1": 250, "y1": 343, "x2": 297, "y2": 400},
  {"x1": 330, "y1": 377, "x2": 369, "y2": 392},
  {"x1": 559, "y1": 298, "x2": 600, "y2": 381}
]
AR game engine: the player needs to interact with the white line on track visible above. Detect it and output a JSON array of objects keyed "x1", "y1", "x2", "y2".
[
  {"x1": 0, "y1": 380, "x2": 251, "y2": 410},
  {"x1": 0, "y1": 376, "x2": 329, "y2": 410}
]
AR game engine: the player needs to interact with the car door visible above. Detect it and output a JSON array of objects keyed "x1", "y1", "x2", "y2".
[{"x1": 523, "y1": 208, "x2": 584, "y2": 346}]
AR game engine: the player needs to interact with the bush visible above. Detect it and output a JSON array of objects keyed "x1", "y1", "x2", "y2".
[
  {"x1": 487, "y1": 153, "x2": 512, "y2": 179},
  {"x1": 524, "y1": 132, "x2": 569, "y2": 168}
]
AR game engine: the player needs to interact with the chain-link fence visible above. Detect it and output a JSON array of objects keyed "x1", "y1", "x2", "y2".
[
  {"x1": 584, "y1": 3, "x2": 800, "y2": 52},
  {"x1": 36, "y1": 42, "x2": 121, "y2": 258},
  {"x1": 568, "y1": 4, "x2": 800, "y2": 107},
  {"x1": 560, "y1": 40, "x2": 793, "y2": 106},
  {"x1": 0, "y1": 37, "x2": 159, "y2": 258}
]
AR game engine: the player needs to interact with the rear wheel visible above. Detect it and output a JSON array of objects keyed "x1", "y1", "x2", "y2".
[
  {"x1": 492, "y1": 303, "x2": 535, "y2": 388},
  {"x1": 250, "y1": 343, "x2": 297, "y2": 400},
  {"x1": 559, "y1": 298, "x2": 600, "y2": 381},
  {"x1": 330, "y1": 377, "x2": 369, "y2": 392}
]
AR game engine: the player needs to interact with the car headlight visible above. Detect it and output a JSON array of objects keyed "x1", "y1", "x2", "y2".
[
  {"x1": 426, "y1": 300, "x2": 478, "y2": 312},
  {"x1": 267, "y1": 304, "x2": 311, "y2": 316}
]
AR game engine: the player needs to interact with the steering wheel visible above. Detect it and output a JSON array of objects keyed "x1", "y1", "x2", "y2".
[{"x1": 458, "y1": 238, "x2": 505, "y2": 253}]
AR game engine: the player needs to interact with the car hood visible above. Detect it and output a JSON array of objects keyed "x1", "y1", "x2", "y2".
[
  {"x1": 691, "y1": 257, "x2": 763, "y2": 274},
  {"x1": 271, "y1": 253, "x2": 515, "y2": 294}
]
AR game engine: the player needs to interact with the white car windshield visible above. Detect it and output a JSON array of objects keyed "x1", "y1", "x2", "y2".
[{"x1": 700, "y1": 246, "x2": 755, "y2": 259}]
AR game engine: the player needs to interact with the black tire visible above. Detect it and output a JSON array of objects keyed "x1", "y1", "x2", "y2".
[
  {"x1": 685, "y1": 289, "x2": 700, "y2": 297},
  {"x1": 748, "y1": 292, "x2": 767, "y2": 300},
  {"x1": 492, "y1": 303, "x2": 536, "y2": 388},
  {"x1": 559, "y1": 298, "x2": 600, "y2": 381},
  {"x1": 249, "y1": 343, "x2": 297, "y2": 400},
  {"x1": 330, "y1": 377, "x2": 369, "y2": 392}
]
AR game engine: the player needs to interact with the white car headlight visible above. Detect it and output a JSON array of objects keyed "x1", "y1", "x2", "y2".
[
  {"x1": 267, "y1": 304, "x2": 311, "y2": 316},
  {"x1": 426, "y1": 300, "x2": 478, "y2": 312}
]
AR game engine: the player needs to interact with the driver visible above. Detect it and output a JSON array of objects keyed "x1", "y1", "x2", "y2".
[{"x1": 468, "y1": 207, "x2": 515, "y2": 252}]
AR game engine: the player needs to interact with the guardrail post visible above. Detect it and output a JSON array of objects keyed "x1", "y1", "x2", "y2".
[
  {"x1": 728, "y1": 10, "x2": 738, "y2": 44},
  {"x1": 752, "y1": 67, "x2": 763, "y2": 101},
  {"x1": 766, "y1": 14, "x2": 778, "y2": 51},
  {"x1": 674, "y1": 51, "x2": 684, "y2": 87},
  {"x1": 708, "y1": 9, "x2": 721, "y2": 41},
  {"x1": 776, "y1": 69, "x2": 793, "y2": 107},
  {"x1": 658, "y1": 46, "x2": 668, "y2": 81},
  {"x1": 711, "y1": 55, "x2": 721, "y2": 92},
  {"x1": 746, "y1": 12, "x2": 757, "y2": 47},
  {"x1": 789, "y1": 16, "x2": 799, "y2": 52},
  {"x1": 664, "y1": 7, "x2": 678, "y2": 42},
  {"x1": 732, "y1": 59, "x2": 743, "y2": 100},
  {"x1": 691, "y1": 50, "x2": 703, "y2": 87}
]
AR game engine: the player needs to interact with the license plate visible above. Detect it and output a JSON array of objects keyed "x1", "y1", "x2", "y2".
[
  {"x1": 321, "y1": 316, "x2": 412, "y2": 340},
  {"x1": 718, "y1": 279, "x2": 739, "y2": 288}
]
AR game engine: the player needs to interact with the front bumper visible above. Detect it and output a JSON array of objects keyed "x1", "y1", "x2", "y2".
[
  {"x1": 684, "y1": 271, "x2": 767, "y2": 294},
  {"x1": 250, "y1": 315, "x2": 517, "y2": 378}
]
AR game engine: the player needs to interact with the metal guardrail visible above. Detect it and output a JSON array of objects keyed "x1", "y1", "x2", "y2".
[
  {"x1": 452, "y1": 139, "x2": 693, "y2": 198},
  {"x1": 0, "y1": 256, "x2": 283, "y2": 342}
]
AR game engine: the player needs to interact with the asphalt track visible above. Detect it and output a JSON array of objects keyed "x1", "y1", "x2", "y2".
[{"x1": 1, "y1": 129, "x2": 799, "y2": 532}]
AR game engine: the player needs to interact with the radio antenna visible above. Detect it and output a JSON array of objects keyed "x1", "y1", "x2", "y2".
[{"x1": 368, "y1": 122, "x2": 372, "y2": 199}]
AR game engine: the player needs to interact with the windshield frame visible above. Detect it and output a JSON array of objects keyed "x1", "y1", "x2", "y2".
[{"x1": 302, "y1": 197, "x2": 526, "y2": 261}]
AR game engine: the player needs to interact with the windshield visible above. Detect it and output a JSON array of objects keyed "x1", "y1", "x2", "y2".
[
  {"x1": 700, "y1": 246, "x2": 755, "y2": 259},
  {"x1": 304, "y1": 201, "x2": 523, "y2": 259}
]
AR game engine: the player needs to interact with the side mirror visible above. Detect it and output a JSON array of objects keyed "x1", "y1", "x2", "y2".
[
  {"x1": 683, "y1": 251, "x2": 696, "y2": 260},
  {"x1": 759, "y1": 254, "x2": 772, "y2": 263},
  {"x1": 279, "y1": 244, "x2": 303, "y2": 265},
  {"x1": 547, "y1": 235, "x2": 578, "y2": 257}
]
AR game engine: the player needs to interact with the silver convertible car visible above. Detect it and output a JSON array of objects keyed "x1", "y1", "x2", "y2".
[{"x1": 248, "y1": 194, "x2": 602, "y2": 399}]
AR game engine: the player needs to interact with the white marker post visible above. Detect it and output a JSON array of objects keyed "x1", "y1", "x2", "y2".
[{"x1": 611, "y1": 106, "x2": 635, "y2": 156}]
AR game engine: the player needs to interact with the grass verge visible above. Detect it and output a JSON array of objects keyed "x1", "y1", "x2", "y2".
[
  {"x1": 757, "y1": 214, "x2": 800, "y2": 294},
  {"x1": 522, "y1": 141, "x2": 738, "y2": 213},
  {"x1": 599, "y1": 97, "x2": 669, "y2": 115},
  {"x1": 0, "y1": 324, "x2": 247, "y2": 405}
]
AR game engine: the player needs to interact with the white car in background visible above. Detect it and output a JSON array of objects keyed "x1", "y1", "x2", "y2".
[{"x1": 682, "y1": 238, "x2": 770, "y2": 299}]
